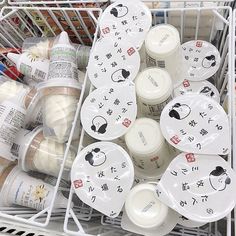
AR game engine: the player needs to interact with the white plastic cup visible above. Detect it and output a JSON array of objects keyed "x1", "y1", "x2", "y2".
[
  {"x1": 39, "y1": 79, "x2": 82, "y2": 143},
  {"x1": 12, "y1": 127, "x2": 76, "y2": 179},
  {"x1": 0, "y1": 165, "x2": 69, "y2": 210},
  {"x1": 7, "y1": 52, "x2": 49, "y2": 82},
  {"x1": 145, "y1": 24, "x2": 184, "y2": 87},
  {"x1": 47, "y1": 32, "x2": 78, "y2": 82},
  {"x1": 123, "y1": 183, "x2": 178, "y2": 234},
  {"x1": 135, "y1": 68, "x2": 173, "y2": 120},
  {"x1": 125, "y1": 118, "x2": 172, "y2": 178}
]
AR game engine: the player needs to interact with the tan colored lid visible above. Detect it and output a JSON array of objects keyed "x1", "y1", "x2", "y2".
[
  {"x1": 42, "y1": 87, "x2": 81, "y2": 98},
  {"x1": 0, "y1": 164, "x2": 16, "y2": 189},
  {"x1": 24, "y1": 88, "x2": 37, "y2": 109}
]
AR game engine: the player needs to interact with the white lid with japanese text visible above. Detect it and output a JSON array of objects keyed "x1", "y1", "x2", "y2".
[
  {"x1": 174, "y1": 79, "x2": 220, "y2": 103},
  {"x1": 87, "y1": 37, "x2": 140, "y2": 88},
  {"x1": 182, "y1": 40, "x2": 221, "y2": 81},
  {"x1": 155, "y1": 153, "x2": 236, "y2": 223},
  {"x1": 80, "y1": 82, "x2": 137, "y2": 141},
  {"x1": 160, "y1": 94, "x2": 230, "y2": 155},
  {"x1": 71, "y1": 141, "x2": 134, "y2": 218},
  {"x1": 99, "y1": 0, "x2": 152, "y2": 50}
]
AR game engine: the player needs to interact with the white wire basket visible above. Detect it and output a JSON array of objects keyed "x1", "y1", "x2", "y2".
[
  {"x1": 0, "y1": 5, "x2": 102, "y2": 228},
  {"x1": 0, "y1": 3, "x2": 233, "y2": 236},
  {"x1": 63, "y1": 5, "x2": 233, "y2": 236}
]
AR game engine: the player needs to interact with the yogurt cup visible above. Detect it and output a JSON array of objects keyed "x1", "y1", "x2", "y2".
[
  {"x1": 121, "y1": 183, "x2": 179, "y2": 236},
  {"x1": 12, "y1": 127, "x2": 76, "y2": 179},
  {"x1": 0, "y1": 165, "x2": 69, "y2": 210},
  {"x1": 39, "y1": 79, "x2": 82, "y2": 143},
  {"x1": 125, "y1": 118, "x2": 172, "y2": 178},
  {"x1": 145, "y1": 24, "x2": 184, "y2": 87},
  {"x1": 135, "y1": 68, "x2": 173, "y2": 120}
]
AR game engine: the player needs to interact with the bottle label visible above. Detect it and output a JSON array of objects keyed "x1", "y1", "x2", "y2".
[
  {"x1": 8, "y1": 171, "x2": 54, "y2": 210},
  {"x1": 0, "y1": 101, "x2": 25, "y2": 160}
]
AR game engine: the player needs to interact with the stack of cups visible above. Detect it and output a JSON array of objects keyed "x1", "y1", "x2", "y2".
[
  {"x1": 0, "y1": 164, "x2": 69, "y2": 210},
  {"x1": 145, "y1": 24, "x2": 184, "y2": 87},
  {"x1": 39, "y1": 31, "x2": 81, "y2": 143},
  {"x1": 12, "y1": 127, "x2": 76, "y2": 179},
  {"x1": 0, "y1": 77, "x2": 39, "y2": 161},
  {"x1": 125, "y1": 118, "x2": 173, "y2": 179}
]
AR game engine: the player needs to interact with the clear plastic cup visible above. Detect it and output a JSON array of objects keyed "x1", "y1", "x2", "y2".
[
  {"x1": 13, "y1": 127, "x2": 76, "y2": 179},
  {"x1": 39, "y1": 79, "x2": 82, "y2": 143}
]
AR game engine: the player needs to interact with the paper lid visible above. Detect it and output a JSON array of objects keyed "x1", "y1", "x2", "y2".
[
  {"x1": 145, "y1": 24, "x2": 180, "y2": 58},
  {"x1": 7, "y1": 53, "x2": 20, "y2": 66},
  {"x1": 160, "y1": 94, "x2": 230, "y2": 155},
  {"x1": 81, "y1": 82, "x2": 137, "y2": 141},
  {"x1": 182, "y1": 40, "x2": 221, "y2": 81},
  {"x1": 156, "y1": 153, "x2": 236, "y2": 223},
  {"x1": 99, "y1": 0, "x2": 152, "y2": 49},
  {"x1": 71, "y1": 141, "x2": 134, "y2": 218},
  {"x1": 125, "y1": 118, "x2": 165, "y2": 157},
  {"x1": 135, "y1": 68, "x2": 173, "y2": 104},
  {"x1": 174, "y1": 79, "x2": 220, "y2": 103},
  {"x1": 87, "y1": 37, "x2": 140, "y2": 88}
]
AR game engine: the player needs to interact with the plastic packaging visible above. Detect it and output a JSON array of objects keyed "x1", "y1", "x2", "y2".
[
  {"x1": 121, "y1": 182, "x2": 179, "y2": 236},
  {"x1": 7, "y1": 52, "x2": 49, "y2": 82},
  {"x1": 145, "y1": 24, "x2": 184, "y2": 87},
  {"x1": 160, "y1": 94, "x2": 230, "y2": 155},
  {"x1": 0, "y1": 165, "x2": 69, "y2": 210},
  {"x1": 12, "y1": 127, "x2": 76, "y2": 179},
  {"x1": 47, "y1": 32, "x2": 78, "y2": 82},
  {"x1": 23, "y1": 37, "x2": 91, "y2": 70},
  {"x1": 71, "y1": 142, "x2": 134, "y2": 218},
  {"x1": 135, "y1": 68, "x2": 173, "y2": 120},
  {"x1": 0, "y1": 77, "x2": 32, "y2": 160},
  {"x1": 40, "y1": 79, "x2": 81, "y2": 143},
  {"x1": 125, "y1": 118, "x2": 172, "y2": 179},
  {"x1": 156, "y1": 153, "x2": 236, "y2": 223}
]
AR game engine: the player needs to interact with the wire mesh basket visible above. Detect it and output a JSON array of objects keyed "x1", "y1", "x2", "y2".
[
  {"x1": 63, "y1": 5, "x2": 233, "y2": 236},
  {"x1": 0, "y1": 3, "x2": 233, "y2": 236}
]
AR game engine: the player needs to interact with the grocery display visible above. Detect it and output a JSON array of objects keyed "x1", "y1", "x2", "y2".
[{"x1": 0, "y1": 2, "x2": 234, "y2": 236}]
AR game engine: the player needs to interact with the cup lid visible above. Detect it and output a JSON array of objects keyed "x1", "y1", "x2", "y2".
[
  {"x1": 87, "y1": 37, "x2": 140, "y2": 88},
  {"x1": 156, "y1": 153, "x2": 236, "y2": 223},
  {"x1": 174, "y1": 79, "x2": 220, "y2": 103},
  {"x1": 99, "y1": 0, "x2": 152, "y2": 50},
  {"x1": 71, "y1": 141, "x2": 134, "y2": 218},
  {"x1": 160, "y1": 94, "x2": 230, "y2": 155},
  {"x1": 145, "y1": 24, "x2": 180, "y2": 58},
  {"x1": 181, "y1": 40, "x2": 221, "y2": 81},
  {"x1": 135, "y1": 68, "x2": 173, "y2": 105},
  {"x1": 125, "y1": 118, "x2": 165, "y2": 157},
  {"x1": 81, "y1": 82, "x2": 137, "y2": 141}
]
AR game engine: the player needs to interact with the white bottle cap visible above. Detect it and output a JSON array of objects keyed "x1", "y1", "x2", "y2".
[
  {"x1": 7, "y1": 53, "x2": 20, "y2": 65},
  {"x1": 125, "y1": 183, "x2": 168, "y2": 229},
  {"x1": 145, "y1": 24, "x2": 180, "y2": 58},
  {"x1": 57, "y1": 31, "x2": 70, "y2": 45},
  {"x1": 125, "y1": 118, "x2": 165, "y2": 157},
  {"x1": 135, "y1": 68, "x2": 173, "y2": 105}
]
